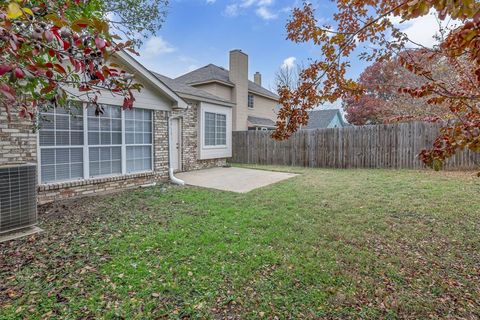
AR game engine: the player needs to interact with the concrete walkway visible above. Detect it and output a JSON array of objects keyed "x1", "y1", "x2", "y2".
[{"x1": 176, "y1": 167, "x2": 298, "y2": 193}]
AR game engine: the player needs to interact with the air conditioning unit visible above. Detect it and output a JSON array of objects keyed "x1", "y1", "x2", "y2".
[{"x1": 0, "y1": 163, "x2": 38, "y2": 235}]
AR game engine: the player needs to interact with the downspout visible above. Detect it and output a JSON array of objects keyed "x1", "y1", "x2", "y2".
[{"x1": 168, "y1": 113, "x2": 185, "y2": 185}]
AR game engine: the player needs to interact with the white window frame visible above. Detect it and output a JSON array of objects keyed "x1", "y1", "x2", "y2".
[
  {"x1": 248, "y1": 94, "x2": 254, "y2": 109},
  {"x1": 37, "y1": 102, "x2": 154, "y2": 185},
  {"x1": 198, "y1": 102, "x2": 232, "y2": 160},
  {"x1": 203, "y1": 112, "x2": 227, "y2": 149}
]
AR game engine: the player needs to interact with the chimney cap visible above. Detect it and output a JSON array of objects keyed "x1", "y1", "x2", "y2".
[{"x1": 230, "y1": 49, "x2": 248, "y2": 56}]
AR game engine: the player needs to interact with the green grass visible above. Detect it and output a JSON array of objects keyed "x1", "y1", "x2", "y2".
[{"x1": 1, "y1": 166, "x2": 480, "y2": 319}]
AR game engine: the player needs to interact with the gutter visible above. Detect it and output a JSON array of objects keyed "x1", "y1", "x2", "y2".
[{"x1": 168, "y1": 114, "x2": 185, "y2": 186}]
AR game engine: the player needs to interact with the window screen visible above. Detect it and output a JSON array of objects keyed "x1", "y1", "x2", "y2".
[
  {"x1": 125, "y1": 108, "x2": 152, "y2": 173},
  {"x1": 87, "y1": 105, "x2": 122, "y2": 177},
  {"x1": 39, "y1": 103, "x2": 84, "y2": 183},
  {"x1": 204, "y1": 112, "x2": 227, "y2": 146}
]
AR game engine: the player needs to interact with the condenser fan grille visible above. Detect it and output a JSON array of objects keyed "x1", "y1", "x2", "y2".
[{"x1": 0, "y1": 164, "x2": 37, "y2": 234}]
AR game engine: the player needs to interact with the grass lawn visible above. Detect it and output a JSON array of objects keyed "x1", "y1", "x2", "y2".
[{"x1": 1, "y1": 166, "x2": 480, "y2": 319}]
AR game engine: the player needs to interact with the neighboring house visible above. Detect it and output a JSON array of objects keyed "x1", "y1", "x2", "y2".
[
  {"x1": 0, "y1": 51, "x2": 233, "y2": 204},
  {"x1": 173, "y1": 50, "x2": 279, "y2": 131},
  {"x1": 303, "y1": 109, "x2": 349, "y2": 129}
]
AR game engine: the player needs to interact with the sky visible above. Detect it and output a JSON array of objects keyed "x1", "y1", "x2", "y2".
[{"x1": 135, "y1": 0, "x2": 447, "y2": 94}]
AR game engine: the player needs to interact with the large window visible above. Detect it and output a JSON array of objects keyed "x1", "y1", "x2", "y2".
[
  {"x1": 125, "y1": 108, "x2": 152, "y2": 173},
  {"x1": 87, "y1": 105, "x2": 122, "y2": 177},
  {"x1": 39, "y1": 102, "x2": 84, "y2": 183},
  {"x1": 204, "y1": 112, "x2": 226, "y2": 146},
  {"x1": 39, "y1": 103, "x2": 153, "y2": 184}
]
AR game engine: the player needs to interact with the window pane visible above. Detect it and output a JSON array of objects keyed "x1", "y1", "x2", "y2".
[
  {"x1": 41, "y1": 165, "x2": 55, "y2": 183},
  {"x1": 89, "y1": 146, "x2": 121, "y2": 177},
  {"x1": 88, "y1": 117, "x2": 99, "y2": 131},
  {"x1": 40, "y1": 146, "x2": 84, "y2": 184},
  {"x1": 56, "y1": 149, "x2": 70, "y2": 164},
  {"x1": 100, "y1": 132, "x2": 111, "y2": 145},
  {"x1": 205, "y1": 112, "x2": 216, "y2": 146},
  {"x1": 56, "y1": 115, "x2": 69, "y2": 130},
  {"x1": 56, "y1": 131, "x2": 70, "y2": 145},
  {"x1": 41, "y1": 149, "x2": 55, "y2": 165},
  {"x1": 126, "y1": 145, "x2": 152, "y2": 173},
  {"x1": 88, "y1": 132, "x2": 99, "y2": 145},
  {"x1": 70, "y1": 163, "x2": 83, "y2": 179},
  {"x1": 39, "y1": 114, "x2": 54, "y2": 129},
  {"x1": 39, "y1": 130, "x2": 55, "y2": 146},
  {"x1": 112, "y1": 132, "x2": 122, "y2": 144},
  {"x1": 124, "y1": 108, "x2": 152, "y2": 173},
  {"x1": 70, "y1": 131, "x2": 83, "y2": 145},
  {"x1": 89, "y1": 147, "x2": 99, "y2": 162},
  {"x1": 70, "y1": 116, "x2": 83, "y2": 130}
]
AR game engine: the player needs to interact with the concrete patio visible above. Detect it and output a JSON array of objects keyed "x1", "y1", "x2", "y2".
[{"x1": 176, "y1": 167, "x2": 298, "y2": 193}]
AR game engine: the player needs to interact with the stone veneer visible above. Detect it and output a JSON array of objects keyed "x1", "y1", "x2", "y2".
[{"x1": 0, "y1": 104, "x2": 227, "y2": 204}]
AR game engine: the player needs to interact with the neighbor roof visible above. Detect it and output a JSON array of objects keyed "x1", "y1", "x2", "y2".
[
  {"x1": 247, "y1": 116, "x2": 276, "y2": 128},
  {"x1": 304, "y1": 109, "x2": 347, "y2": 129},
  {"x1": 175, "y1": 64, "x2": 279, "y2": 100},
  {"x1": 152, "y1": 72, "x2": 234, "y2": 106}
]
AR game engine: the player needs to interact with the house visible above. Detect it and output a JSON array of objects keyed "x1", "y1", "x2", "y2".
[
  {"x1": 0, "y1": 51, "x2": 233, "y2": 204},
  {"x1": 172, "y1": 50, "x2": 279, "y2": 131},
  {"x1": 303, "y1": 109, "x2": 349, "y2": 129}
]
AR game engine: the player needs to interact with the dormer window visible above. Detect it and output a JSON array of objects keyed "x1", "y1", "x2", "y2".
[{"x1": 248, "y1": 94, "x2": 254, "y2": 109}]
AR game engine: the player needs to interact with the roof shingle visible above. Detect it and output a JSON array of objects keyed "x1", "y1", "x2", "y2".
[{"x1": 175, "y1": 64, "x2": 279, "y2": 100}]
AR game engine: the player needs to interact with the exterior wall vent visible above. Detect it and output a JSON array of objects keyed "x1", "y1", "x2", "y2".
[{"x1": 0, "y1": 163, "x2": 37, "y2": 234}]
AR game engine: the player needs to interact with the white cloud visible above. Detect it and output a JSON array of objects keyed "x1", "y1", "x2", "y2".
[
  {"x1": 390, "y1": 11, "x2": 460, "y2": 48},
  {"x1": 281, "y1": 56, "x2": 296, "y2": 69},
  {"x1": 206, "y1": 0, "x2": 216, "y2": 4},
  {"x1": 256, "y1": 6, "x2": 277, "y2": 20},
  {"x1": 224, "y1": 4, "x2": 239, "y2": 17},
  {"x1": 224, "y1": 0, "x2": 278, "y2": 20},
  {"x1": 142, "y1": 36, "x2": 176, "y2": 56}
]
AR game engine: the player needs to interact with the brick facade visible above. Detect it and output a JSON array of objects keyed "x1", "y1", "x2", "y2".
[
  {"x1": 0, "y1": 105, "x2": 227, "y2": 204},
  {"x1": 0, "y1": 112, "x2": 36, "y2": 165},
  {"x1": 176, "y1": 102, "x2": 227, "y2": 171}
]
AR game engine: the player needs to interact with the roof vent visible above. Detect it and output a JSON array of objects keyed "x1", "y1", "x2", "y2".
[{"x1": 0, "y1": 163, "x2": 38, "y2": 235}]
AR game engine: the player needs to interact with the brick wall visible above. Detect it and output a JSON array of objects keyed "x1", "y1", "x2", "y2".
[
  {"x1": 1, "y1": 106, "x2": 226, "y2": 204},
  {"x1": 176, "y1": 103, "x2": 227, "y2": 171},
  {"x1": 0, "y1": 112, "x2": 37, "y2": 165}
]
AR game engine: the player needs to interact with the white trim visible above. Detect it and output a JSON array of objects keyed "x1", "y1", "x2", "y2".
[
  {"x1": 82, "y1": 102, "x2": 89, "y2": 179},
  {"x1": 198, "y1": 102, "x2": 232, "y2": 160}
]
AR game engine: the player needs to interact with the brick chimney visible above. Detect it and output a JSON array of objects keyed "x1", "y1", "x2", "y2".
[
  {"x1": 229, "y1": 49, "x2": 249, "y2": 131},
  {"x1": 254, "y1": 72, "x2": 262, "y2": 86}
]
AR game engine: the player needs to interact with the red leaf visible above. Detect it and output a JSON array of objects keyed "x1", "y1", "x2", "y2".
[
  {"x1": 0, "y1": 65, "x2": 12, "y2": 76},
  {"x1": 54, "y1": 64, "x2": 66, "y2": 74},
  {"x1": 95, "y1": 38, "x2": 106, "y2": 50},
  {"x1": 95, "y1": 71, "x2": 105, "y2": 81},
  {"x1": 14, "y1": 67, "x2": 24, "y2": 79}
]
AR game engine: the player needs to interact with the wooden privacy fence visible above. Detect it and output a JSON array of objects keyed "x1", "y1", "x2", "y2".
[{"x1": 231, "y1": 122, "x2": 479, "y2": 170}]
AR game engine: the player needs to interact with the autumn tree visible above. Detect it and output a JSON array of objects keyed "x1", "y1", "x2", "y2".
[
  {"x1": 344, "y1": 52, "x2": 453, "y2": 125},
  {"x1": 0, "y1": 0, "x2": 161, "y2": 122},
  {"x1": 274, "y1": 1, "x2": 480, "y2": 171}
]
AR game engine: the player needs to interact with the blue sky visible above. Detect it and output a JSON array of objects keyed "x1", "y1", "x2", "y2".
[{"x1": 135, "y1": 0, "x2": 443, "y2": 93}]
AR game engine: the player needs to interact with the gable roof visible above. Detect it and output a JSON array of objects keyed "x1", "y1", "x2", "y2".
[
  {"x1": 175, "y1": 64, "x2": 279, "y2": 101},
  {"x1": 304, "y1": 109, "x2": 347, "y2": 129},
  {"x1": 152, "y1": 72, "x2": 234, "y2": 107},
  {"x1": 114, "y1": 51, "x2": 187, "y2": 109}
]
